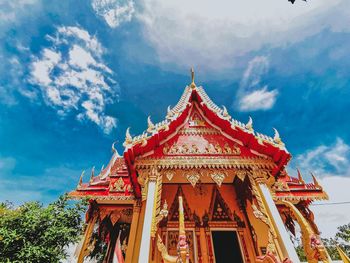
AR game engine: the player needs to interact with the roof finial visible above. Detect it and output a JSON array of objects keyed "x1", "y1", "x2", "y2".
[
  {"x1": 273, "y1": 127, "x2": 284, "y2": 146},
  {"x1": 123, "y1": 127, "x2": 133, "y2": 148},
  {"x1": 78, "y1": 170, "x2": 85, "y2": 188},
  {"x1": 297, "y1": 168, "x2": 305, "y2": 184},
  {"x1": 147, "y1": 116, "x2": 156, "y2": 133},
  {"x1": 311, "y1": 172, "x2": 321, "y2": 188},
  {"x1": 90, "y1": 166, "x2": 95, "y2": 183},
  {"x1": 246, "y1": 116, "x2": 253, "y2": 132},
  {"x1": 190, "y1": 67, "x2": 196, "y2": 89}
]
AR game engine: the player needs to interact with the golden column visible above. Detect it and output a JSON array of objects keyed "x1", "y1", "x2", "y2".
[
  {"x1": 77, "y1": 210, "x2": 98, "y2": 263},
  {"x1": 125, "y1": 201, "x2": 142, "y2": 263}
]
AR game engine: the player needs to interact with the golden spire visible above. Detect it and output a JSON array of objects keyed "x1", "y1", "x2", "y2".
[
  {"x1": 190, "y1": 67, "x2": 196, "y2": 89},
  {"x1": 311, "y1": 172, "x2": 321, "y2": 188},
  {"x1": 297, "y1": 168, "x2": 305, "y2": 184},
  {"x1": 90, "y1": 166, "x2": 95, "y2": 183},
  {"x1": 78, "y1": 170, "x2": 85, "y2": 187}
]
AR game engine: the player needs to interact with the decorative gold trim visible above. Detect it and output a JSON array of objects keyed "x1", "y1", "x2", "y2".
[
  {"x1": 210, "y1": 172, "x2": 226, "y2": 187},
  {"x1": 274, "y1": 194, "x2": 329, "y2": 203},
  {"x1": 151, "y1": 170, "x2": 163, "y2": 237},
  {"x1": 186, "y1": 172, "x2": 200, "y2": 187},
  {"x1": 69, "y1": 193, "x2": 135, "y2": 201},
  {"x1": 178, "y1": 127, "x2": 220, "y2": 135},
  {"x1": 109, "y1": 178, "x2": 125, "y2": 192},
  {"x1": 247, "y1": 174, "x2": 279, "y2": 256},
  {"x1": 165, "y1": 171, "x2": 174, "y2": 181},
  {"x1": 135, "y1": 156, "x2": 276, "y2": 170}
]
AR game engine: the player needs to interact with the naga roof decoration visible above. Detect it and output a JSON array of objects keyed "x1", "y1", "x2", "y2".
[
  {"x1": 273, "y1": 170, "x2": 328, "y2": 202},
  {"x1": 69, "y1": 69, "x2": 327, "y2": 203}
]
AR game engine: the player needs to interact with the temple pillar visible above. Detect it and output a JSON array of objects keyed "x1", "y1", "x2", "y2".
[
  {"x1": 258, "y1": 184, "x2": 300, "y2": 262},
  {"x1": 138, "y1": 175, "x2": 157, "y2": 263},
  {"x1": 132, "y1": 199, "x2": 146, "y2": 263},
  {"x1": 77, "y1": 210, "x2": 98, "y2": 263},
  {"x1": 125, "y1": 201, "x2": 142, "y2": 263}
]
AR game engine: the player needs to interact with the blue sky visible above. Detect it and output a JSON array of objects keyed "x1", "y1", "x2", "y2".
[{"x1": 1, "y1": 0, "x2": 350, "y2": 237}]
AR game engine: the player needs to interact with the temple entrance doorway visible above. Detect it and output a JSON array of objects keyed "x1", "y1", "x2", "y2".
[{"x1": 211, "y1": 230, "x2": 244, "y2": 263}]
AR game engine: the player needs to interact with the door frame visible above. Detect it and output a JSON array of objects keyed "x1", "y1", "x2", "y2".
[{"x1": 209, "y1": 228, "x2": 246, "y2": 263}]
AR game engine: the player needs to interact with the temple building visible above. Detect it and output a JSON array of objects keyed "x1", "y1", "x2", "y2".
[{"x1": 70, "y1": 70, "x2": 331, "y2": 263}]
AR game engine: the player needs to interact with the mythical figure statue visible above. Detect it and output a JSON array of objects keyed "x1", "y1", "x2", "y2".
[
  {"x1": 157, "y1": 196, "x2": 189, "y2": 263},
  {"x1": 281, "y1": 201, "x2": 330, "y2": 263}
]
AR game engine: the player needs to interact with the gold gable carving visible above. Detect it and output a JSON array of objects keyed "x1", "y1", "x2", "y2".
[
  {"x1": 164, "y1": 142, "x2": 241, "y2": 156},
  {"x1": 209, "y1": 187, "x2": 233, "y2": 221},
  {"x1": 168, "y1": 186, "x2": 192, "y2": 221}
]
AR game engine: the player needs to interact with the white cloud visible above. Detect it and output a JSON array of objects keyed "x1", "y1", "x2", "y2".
[
  {"x1": 69, "y1": 45, "x2": 96, "y2": 69},
  {"x1": 295, "y1": 138, "x2": 350, "y2": 176},
  {"x1": 238, "y1": 87, "x2": 278, "y2": 111},
  {"x1": 236, "y1": 56, "x2": 278, "y2": 111},
  {"x1": 92, "y1": 0, "x2": 135, "y2": 28},
  {"x1": 137, "y1": 0, "x2": 349, "y2": 71},
  {"x1": 31, "y1": 49, "x2": 61, "y2": 86},
  {"x1": 291, "y1": 138, "x2": 350, "y2": 238},
  {"x1": 0, "y1": 0, "x2": 39, "y2": 24},
  {"x1": 0, "y1": 55, "x2": 36, "y2": 106},
  {"x1": 29, "y1": 26, "x2": 118, "y2": 134}
]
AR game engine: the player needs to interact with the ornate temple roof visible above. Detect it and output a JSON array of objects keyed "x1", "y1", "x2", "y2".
[
  {"x1": 69, "y1": 148, "x2": 135, "y2": 202},
  {"x1": 69, "y1": 70, "x2": 327, "y2": 203},
  {"x1": 273, "y1": 170, "x2": 328, "y2": 202},
  {"x1": 123, "y1": 72, "x2": 288, "y2": 157}
]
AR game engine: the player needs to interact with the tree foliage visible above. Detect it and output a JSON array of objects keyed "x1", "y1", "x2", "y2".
[
  {"x1": 295, "y1": 223, "x2": 350, "y2": 261},
  {"x1": 0, "y1": 194, "x2": 87, "y2": 263}
]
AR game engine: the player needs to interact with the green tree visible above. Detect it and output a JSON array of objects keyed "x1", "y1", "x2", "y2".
[
  {"x1": 323, "y1": 223, "x2": 350, "y2": 260},
  {"x1": 336, "y1": 223, "x2": 350, "y2": 242},
  {"x1": 294, "y1": 223, "x2": 350, "y2": 261},
  {"x1": 0, "y1": 194, "x2": 87, "y2": 263}
]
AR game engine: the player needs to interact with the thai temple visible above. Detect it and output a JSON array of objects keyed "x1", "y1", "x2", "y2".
[{"x1": 69, "y1": 70, "x2": 332, "y2": 263}]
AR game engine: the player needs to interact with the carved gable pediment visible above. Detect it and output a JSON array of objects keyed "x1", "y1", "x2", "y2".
[
  {"x1": 169, "y1": 186, "x2": 192, "y2": 221},
  {"x1": 209, "y1": 186, "x2": 233, "y2": 221}
]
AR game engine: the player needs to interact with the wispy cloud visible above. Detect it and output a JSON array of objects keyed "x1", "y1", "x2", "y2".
[
  {"x1": 236, "y1": 56, "x2": 278, "y2": 111},
  {"x1": 29, "y1": 26, "x2": 118, "y2": 133},
  {"x1": 137, "y1": 0, "x2": 348, "y2": 71},
  {"x1": 295, "y1": 138, "x2": 350, "y2": 176},
  {"x1": 290, "y1": 138, "x2": 350, "y2": 237},
  {"x1": 0, "y1": 0, "x2": 39, "y2": 24},
  {"x1": 92, "y1": 0, "x2": 135, "y2": 28}
]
